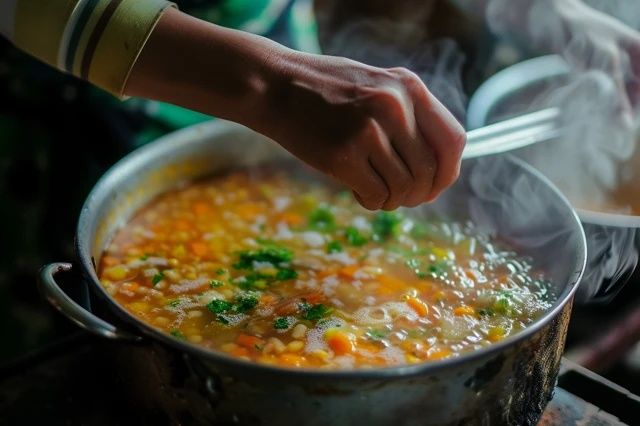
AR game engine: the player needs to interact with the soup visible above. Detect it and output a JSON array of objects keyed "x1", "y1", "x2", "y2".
[{"x1": 99, "y1": 167, "x2": 553, "y2": 369}]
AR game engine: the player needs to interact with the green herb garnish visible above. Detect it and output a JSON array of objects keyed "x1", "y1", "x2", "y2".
[
  {"x1": 210, "y1": 279, "x2": 224, "y2": 288},
  {"x1": 275, "y1": 268, "x2": 298, "y2": 281},
  {"x1": 372, "y1": 211, "x2": 404, "y2": 240},
  {"x1": 140, "y1": 253, "x2": 150, "y2": 261},
  {"x1": 478, "y1": 308, "x2": 495, "y2": 317},
  {"x1": 234, "y1": 245, "x2": 293, "y2": 270},
  {"x1": 327, "y1": 241, "x2": 343, "y2": 253},
  {"x1": 170, "y1": 329, "x2": 185, "y2": 339},
  {"x1": 151, "y1": 271, "x2": 164, "y2": 286},
  {"x1": 308, "y1": 206, "x2": 336, "y2": 232},
  {"x1": 207, "y1": 299, "x2": 233, "y2": 314},
  {"x1": 273, "y1": 317, "x2": 291, "y2": 330},
  {"x1": 233, "y1": 292, "x2": 260, "y2": 313},
  {"x1": 345, "y1": 226, "x2": 367, "y2": 246},
  {"x1": 300, "y1": 302, "x2": 332, "y2": 321},
  {"x1": 215, "y1": 268, "x2": 227, "y2": 276}
]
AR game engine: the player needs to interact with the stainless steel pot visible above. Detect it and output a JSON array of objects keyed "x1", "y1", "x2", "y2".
[
  {"x1": 467, "y1": 54, "x2": 640, "y2": 303},
  {"x1": 39, "y1": 120, "x2": 586, "y2": 426}
]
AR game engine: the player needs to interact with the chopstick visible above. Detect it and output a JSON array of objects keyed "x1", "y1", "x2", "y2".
[{"x1": 463, "y1": 108, "x2": 561, "y2": 159}]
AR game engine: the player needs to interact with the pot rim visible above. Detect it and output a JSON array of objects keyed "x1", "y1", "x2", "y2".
[{"x1": 75, "y1": 120, "x2": 587, "y2": 380}]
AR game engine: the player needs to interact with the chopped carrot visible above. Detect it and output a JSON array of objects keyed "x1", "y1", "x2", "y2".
[
  {"x1": 427, "y1": 348, "x2": 452, "y2": 360},
  {"x1": 453, "y1": 305, "x2": 476, "y2": 317},
  {"x1": 192, "y1": 202, "x2": 211, "y2": 216},
  {"x1": 338, "y1": 264, "x2": 360, "y2": 279},
  {"x1": 325, "y1": 329, "x2": 355, "y2": 355},
  {"x1": 279, "y1": 353, "x2": 306, "y2": 367},
  {"x1": 236, "y1": 334, "x2": 265, "y2": 350},
  {"x1": 406, "y1": 296, "x2": 429, "y2": 316},
  {"x1": 280, "y1": 212, "x2": 303, "y2": 226},
  {"x1": 190, "y1": 241, "x2": 208, "y2": 257}
]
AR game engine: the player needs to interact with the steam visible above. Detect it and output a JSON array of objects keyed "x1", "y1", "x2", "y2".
[
  {"x1": 315, "y1": 9, "x2": 467, "y2": 120},
  {"x1": 486, "y1": 0, "x2": 640, "y2": 303}
]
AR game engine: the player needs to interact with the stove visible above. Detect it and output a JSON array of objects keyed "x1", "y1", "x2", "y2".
[{"x1": 0, "y1": 333, "x2": 637, "y2": 426}]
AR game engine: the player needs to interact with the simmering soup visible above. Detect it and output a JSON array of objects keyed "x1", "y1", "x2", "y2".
[{"x1": 99, "y1": 167, "x2": 553, "y2": 369}]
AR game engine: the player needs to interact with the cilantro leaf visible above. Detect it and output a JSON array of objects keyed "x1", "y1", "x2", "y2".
[
  {"x1": 210, "y1": 279, "x2": 224, "y2": 288},
  {"x1": 234, "y1": 245, "x2": 293, "y2": 270},
  {"x1": 345, "y1": 226, "x2": 367, "y2": 246},
  {"x1": 273, "y1": 317, "x2": 291, "y2": 330},
  {"x1": 207, "y1": 299, "x2": 232, "y2": 314},
  {"x1": 300, "y1": 303, "x2": 332, "y2": 321},
  {"x1": 326, "y1": 241, "x2": 343, "y2": 254},
  {"x1": 233, "y1": 292, "x2": 260, "y2": 313},
  {"x1": 152, "y1": 271, "x2": 164, "y2": 286},
  {"x1": 308, "y1": 207, "x2": 335, "y2": 232},
  {"x1": 372, "y1": 211, "x2": 404, "y2": 240}
]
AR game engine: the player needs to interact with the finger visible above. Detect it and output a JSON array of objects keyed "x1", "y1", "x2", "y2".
[
  {"x1": 367, "y1": 121, "x2": 414, "y2": 211},
  {"x1": 338, "y1": 156, "x2": 389, "y2": 211},
  {"x1": 390, "y1": 132, "x2": 437, "y2": 208},
  {"x1": 410, "y1": 80, "x2": 466, "y2": 200},
  {"x1": 368, "y1": 83, "x2": 437, "y2": 207}
]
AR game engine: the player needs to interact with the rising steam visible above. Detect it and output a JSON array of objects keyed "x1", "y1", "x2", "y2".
[{"x1": 487, "y1": 0, "x2": 640, "y2": 302}]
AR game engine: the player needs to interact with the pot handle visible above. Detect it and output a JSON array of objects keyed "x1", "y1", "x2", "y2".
[{"x1": 39, "y1": 262, "x2": 142, "y2": 342}]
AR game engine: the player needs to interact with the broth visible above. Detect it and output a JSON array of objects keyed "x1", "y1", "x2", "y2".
[{"x1": 98, "y1": 167, "x2": 553, "y2": 369}]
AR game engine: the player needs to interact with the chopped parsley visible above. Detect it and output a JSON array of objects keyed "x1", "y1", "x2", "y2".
[
  {"x1": 234, "y1": 245, "x2": 293, "y2": 270},
  {"x1": 345, "y1": 226, "x2": 367, "y2": 246},
  {"x1": 207, "y1": 293, "x2": 260, "y2": 324},
  {"x1": 275, "y1": 268, "x2": 298, "y2": 281},
  {"x1": 233, "y1": 292, "x2": 260, "y2": 313},
  {"x1": 139, "y1": 253, "x2": 150, "y2": 261},
  {"x1": 273, "y1": 317, "x2": 291, "y2": 330},
  {"x1": 308, "y1": 206, "x2": 336, "y2": 232},
  {"x1": 151, "y1": 271, "x2": 164, "y2": 286},
  {"x1": 493, "y1": 290, "x2": 514, "y2": 315},
  {"x1": 326, "y1": 241, "x2": 343, "y2": 253},
  {"x1": 300, "y1": 302, "x2": 332, "y2": 321},
  {"x1": 207, "y1": 299, "x2": 233, "y2": 314},
  {"x1": 170, "y1": 329, "x2": 185, "y2": 339},
  {"x1": 477, "y1": 308, "x2": 495, "y2": 317},
  {"x1": 372, "y1": 211, "x2": 404, "y2": 240},
  {"x1": 428, "y1": 261, "x2": 449, "y2": 278},
  {"x1": 215, "y1": 268, "x2": 227, "y2": 276}
]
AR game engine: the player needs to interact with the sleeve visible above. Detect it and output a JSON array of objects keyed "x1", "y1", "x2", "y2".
[{"x1": 0, "y1": 0, "x2": 175, "y2": 97}]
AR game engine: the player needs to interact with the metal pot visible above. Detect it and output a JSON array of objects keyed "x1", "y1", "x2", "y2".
[
  {"x1": 39, "y1": 120, "x2": 586, "y2": 426},
  {"x1": 467, "y1": 54, "x2": 640, "y2": 304}
]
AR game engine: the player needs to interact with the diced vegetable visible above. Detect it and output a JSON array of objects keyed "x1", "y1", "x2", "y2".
[
  {"x1": 100, "y1": 168, "x2": 553, "y2": 370},
  {"x1": 308, "y1": 206, "x2": 335, "y2": 232}
]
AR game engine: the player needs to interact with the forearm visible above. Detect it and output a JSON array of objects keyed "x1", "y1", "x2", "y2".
[{"x1": 124, "y1": 8, "x2": 288, "y2": 132}]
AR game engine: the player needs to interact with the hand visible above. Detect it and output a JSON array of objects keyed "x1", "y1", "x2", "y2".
[
  {"x1": 259, "y1": 52, "x2": 466, "y2": 210},
  {"x1": 126, "y1": 9, "x2": 465, "y2": 211}
]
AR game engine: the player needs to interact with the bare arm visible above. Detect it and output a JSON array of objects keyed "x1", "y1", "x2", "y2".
[{"x1": 126, "y1": 8, "x2": 466, "y2": 210}]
